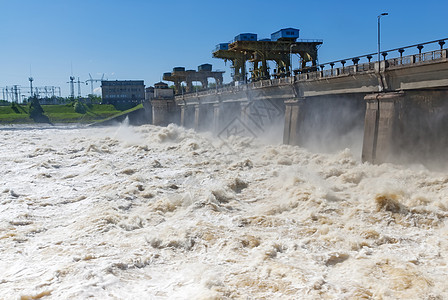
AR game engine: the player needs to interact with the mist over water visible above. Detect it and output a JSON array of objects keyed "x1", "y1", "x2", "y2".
[{"x1": 1, "y1": 123, "x2": 447, "y2": 299}]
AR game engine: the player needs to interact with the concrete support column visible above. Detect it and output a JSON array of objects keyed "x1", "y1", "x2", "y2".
[
  {"x1": 194, "y1": 105, "x2": 201, "y2": 131},
  {"x1": 152, "y1": 99, "x2": 180, "y2": 126},
  {"x1": 152, "y1": 100, "x2": 168, "y2": 126},
  {"x1": 212, "y1": 102, "x2": 242, "y2": 135},
  {"x1": 194, "y1": 104, "x2": 213, "y2": 132},
  {"x1": 180, "y1": 105, "x2": 186, "y2": 127},
  {"x1": 142, "y1": 100, "x2": 153, "y2": 124},
  {"x1": 180, "y1": 105, "x2": 195, "y2": 128},
  {"x1": 361, "y1": 92, "x2": 404, "y2": 164},
  {"x1": 201, "y1": 79, "x2": 208, "y2": 89},
  {"x1": 169, "y1": 100, "x2": 181, "y2": 126},
  {"x1": 239, "y1": 101, "x2": 251, "y2": 126},
  {"x1": 213, "y1": 103, "x2": 223, "y2": 134},
  {"x1": 174, "y1": 80, "x2": 181, "y2": 95},
  {"x1": 215, "y1": 76, "x2": 223, "y2": 87},
  {"x1": 283, "y1": 98, "x2": 306, "y2": 145},
  {"x1": 186, "y1": 80, "x2": 193, "y2": 93}
]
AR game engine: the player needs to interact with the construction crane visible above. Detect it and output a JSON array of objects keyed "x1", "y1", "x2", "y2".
[{"x1": 86, "y1": 73, "x2": 104, "y2": 94}]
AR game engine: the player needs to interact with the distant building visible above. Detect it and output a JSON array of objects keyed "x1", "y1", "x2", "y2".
[
  {"x1": 101, "y1": 80, "x2": 145, "y2": 105},
  {"x1": 145, "y1": 86, "x2": 154, "y2": 101},
  {"x1": 151, "y1": 82, "x2": 177, "y2": 126},
  {"x1": 153, "y1": 82, "x2": 174, "y2": 99}
]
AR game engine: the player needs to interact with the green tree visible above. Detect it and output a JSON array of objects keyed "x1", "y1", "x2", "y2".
[
  {"x1": 88, "y1": 94, "x2": 102, "y2": 104},
  {"x1": 28, "y1": 97, "x2": 51, "y2": 123},
  {"x1": 10, "y1": 102, "x2": 20, "y2": 113},
  {"x1": 74, "y1": 100, "x2": 87, "y2": 114}
]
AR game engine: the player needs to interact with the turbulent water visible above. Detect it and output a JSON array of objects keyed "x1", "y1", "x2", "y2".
[{"x1": 0, "y1": 123, "x2": 447, "y2": 299}]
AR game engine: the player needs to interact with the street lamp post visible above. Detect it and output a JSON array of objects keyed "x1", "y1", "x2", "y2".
[
  {"x1": 290, "y1": 44, "x2": 294, "y2": 79},
  {"x1": 377, "y1": 12, "x2": 388, "y2": 62}
]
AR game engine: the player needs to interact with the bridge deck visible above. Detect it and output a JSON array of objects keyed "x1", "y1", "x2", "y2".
[{"x1": 176, "y1": 47, "x2": 448, "y2": 104}]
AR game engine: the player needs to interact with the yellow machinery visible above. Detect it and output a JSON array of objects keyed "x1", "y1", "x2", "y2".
[
  {"x1": 213, "y1": 28, "x2": 323, "y2": 82},
  {"x1": 163, "y1": 65, "x2": 224, "y2": 95}
]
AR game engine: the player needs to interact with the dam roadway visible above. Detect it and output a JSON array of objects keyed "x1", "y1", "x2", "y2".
[{"x1": 166, "y1": 40, "x2": 448, "y2": 168}]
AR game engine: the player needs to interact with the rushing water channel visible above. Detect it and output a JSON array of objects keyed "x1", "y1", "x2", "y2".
[{"x1": 0, "y1": 123, "x2": 447, "y2": 299}]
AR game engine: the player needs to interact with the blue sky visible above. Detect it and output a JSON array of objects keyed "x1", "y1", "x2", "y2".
[{"x1": 1, "y1": 0, "x2": 447, "y2": 98}]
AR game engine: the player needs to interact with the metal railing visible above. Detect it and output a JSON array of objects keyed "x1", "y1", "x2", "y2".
[
  {"x1": 296, "y1": 39, "x2": 324, "y2": 43},
  {"x1": 179, "y1": 38, "x2": 447, "y2": 99},
  {"x1": 316, "y1": 38, "x2": 447, "y2": 75}
]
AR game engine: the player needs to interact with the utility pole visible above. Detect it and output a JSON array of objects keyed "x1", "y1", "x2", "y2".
[
  {"x1": 29, "y1": 77, "x2": 34, "y2": 98},
  {"x1": 75, "y1": 77, "x2": 85, "y2": 98},
  {"x1": 68, "y1": 76, "x2": 75, "y2": 99},
  {"x1": 13, "y1": 85, "x2": 20, "y2": 103},
  {"x1": 87, "y1": 73, "x2": 94, "y2": 94}
]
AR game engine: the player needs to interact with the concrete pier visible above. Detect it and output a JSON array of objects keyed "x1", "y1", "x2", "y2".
[
  {"x1": 283, "y1": 98, "x2": 306, "y2": 145},
  {"x1": 362, "y1": 92, "x2": 403, "y2": 164},
  {"x1": 283, "y1": 95, "x2": 365, "y2": 152},
  {"x1": 212, "y1": 103, "x2": 223, "y2": 134},
  {"x1": 180, "y1": 105, "x2": 195, "y2": 128},
  {"x1": 212, "y1": 102, "x2": 241, "y2": 134},
  {"x1": 194, "y1": 104, "x2": 214, "y2": 132},
  {"x1": 152, "y1": 99, "x2": 180, "y2": 126},
  {"x1": 362, "y1": 90, "x2": 448, "y2": 168}
]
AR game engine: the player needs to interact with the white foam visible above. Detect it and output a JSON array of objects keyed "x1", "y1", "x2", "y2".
[{"x1": 0, "y1": 124, "x2": 447, "y2": 298}]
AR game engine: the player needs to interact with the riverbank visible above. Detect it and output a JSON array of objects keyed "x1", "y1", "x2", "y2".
[{"x1": 0, "y1": 103, "x2": 143, "y2": 125}]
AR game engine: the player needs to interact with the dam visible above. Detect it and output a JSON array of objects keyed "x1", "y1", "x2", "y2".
[{"x1": 148, "y1": 33, "x2": 448, "y2": 169}]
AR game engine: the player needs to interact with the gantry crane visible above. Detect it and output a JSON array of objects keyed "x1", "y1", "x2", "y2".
[{"x1": 213, "y1": 28, "x2": 323, "y2": 82}]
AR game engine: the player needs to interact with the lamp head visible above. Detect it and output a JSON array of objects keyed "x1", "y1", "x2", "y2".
[{"x1": 381, "y1": 13, "x2": 388, "y2": 16}]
